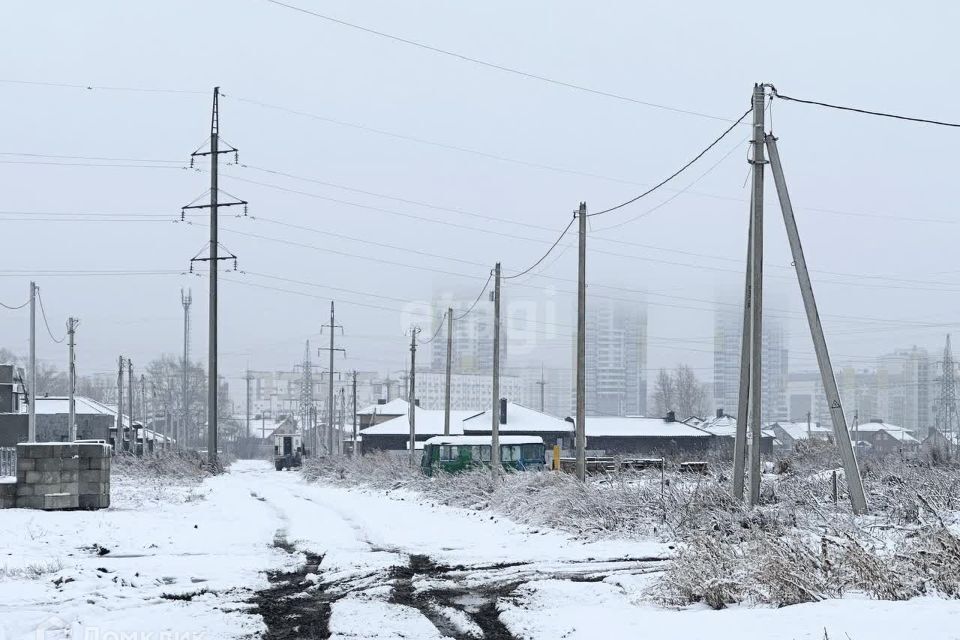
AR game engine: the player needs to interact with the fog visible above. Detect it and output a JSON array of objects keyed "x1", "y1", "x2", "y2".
[{"x1": 1, "y1": 0, "x2": 957, "y2": 400}]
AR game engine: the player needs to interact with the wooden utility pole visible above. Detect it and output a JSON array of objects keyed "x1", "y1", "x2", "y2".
[
  {"x1": 747, "y1": 84, "x2": 765, "y2": 505},
  {"x1": 67, "y1": 317, "x2": 77, "y2": 442},
  {"x1": 575, "y1": 203, "x2": 587, "y2": 482},
  {"x1": 491, "y1": 263, "x2": 502, "y2": 482},
  {"x1": 443, "y1": 308, "x2": 453, "y2": 436},
  {"x1": 140, "y1": 374, "x2": 147, "y2": 451},
  {"x1": 765, "y1": 132, "x2": 868, "y2": 514},
  {"x1": 245, "y1": 368, "x2": 252, "y2": 439},
  {"x1": 408, "y1": 326, "x2": 421, "y2": 466}
]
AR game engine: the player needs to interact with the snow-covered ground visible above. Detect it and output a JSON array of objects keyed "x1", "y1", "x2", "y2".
[{"x1": 2, "y1": 459, "x2": 960, "y2": 639}]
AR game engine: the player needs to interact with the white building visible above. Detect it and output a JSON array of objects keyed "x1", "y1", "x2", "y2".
[
  {"x1": 411, "y1": 370, "x2": 522, "y2": 412},
  {"x1": 713, "y1": 300, "x2": 788, "y2": 423}
]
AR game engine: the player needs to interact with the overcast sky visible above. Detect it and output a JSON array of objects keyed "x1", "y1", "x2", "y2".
[{"x1": 1, "y1": 1, "x2": 957, "y2": 395}]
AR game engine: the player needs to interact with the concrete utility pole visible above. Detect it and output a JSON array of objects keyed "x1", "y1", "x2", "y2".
[
  {"x1": 807, "y1": 411, "x2": 811, "y2": 439},
  {"x1": 185, "y1": 87, "x2": 245, "y2": 462},
  {"x1": 351, "y1": 370, "x2": 358, "y2": 457},
  {"x1": 140, "y1": 374, "x2": 147, "y2": 452},
  {"x1": 732, "y1": 207, "x2": 753, "y2": 500},
  {"x1": 181, "y1": 288, "x2": 191, "y2": 450},
  {"x1": 747, "y1": 84, "x2": 765, "y2": 506},
  {"x1": 575, "y1": 202, "x2": 587, "y2": 482},
  {"x1": 128, "y1": 359, "x2": 135, "y2": 456},
  {"x1": 491, "y1": 263, "x2": 502, "y2": 483},
  {"x1": 408, "y1": 326, "x2": 421, "y2": 466},
  {"x1": 207, "y1": 88, "x2": 220, "y2": 465},
  {"x1": 443, "y1": 308, "x2": 453, "y2": 436},
  {"x1": 765, "y1": 131, "x2": 868, "y2": 514},
  {"x1": 536, "y1": 364, "x2": 546, "y2": 413},
  {"x1": 67, "y1": 317, "x2": 77, "y2": 442},
  {"x1": 320, "y1": 301, "x2": 345, "y2": 455},
  {"x1": 28, "y1": 281, "x2": 36, "y2": 442},
  {"x1": 117, "y1": 356, "x2": 124, "y2": 451},
  {"x1": 245, "y1": 368, "x2": 252, "y2": 439}
]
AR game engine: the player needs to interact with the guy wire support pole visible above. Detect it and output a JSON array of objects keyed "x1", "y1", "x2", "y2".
[
  {"x1": 444, "y1": 308, "x2": 453, "y2": 436},
  {"x1": 408, "y1": 326, "x2": 421, "y2": 467},
  {"x1": 28, "y1": 281, "x2": 36, "y2": 442},
  {"x1": 67, "y1": 317, "x2": 77, "y2": 443},
  {"x1": 181, "y1": 289, "x2": 191, "y2": 451},
  {"x1": 765, "y1": 131, "x2": 868, "y2": 514},
  {"x1": 747, "y1": 84, "x2": 766, "y2": 506},
  {"x1": 575, "y1": 203, "x2": 587, "y2": 482},
  {"x1": 732, "y1": 201, "x2": 753, "y2": 501},
  {"x1": 491, "y1": 263, "x2": 502, "y2": 483}
]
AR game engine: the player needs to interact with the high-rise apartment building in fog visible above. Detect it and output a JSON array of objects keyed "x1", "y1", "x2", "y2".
[
  {"x1": 579, "y1": 299, "x2": 648, "y2": 417},
  {"x1": 714, "y1": 300, "x2": 788, "y2": 423}
]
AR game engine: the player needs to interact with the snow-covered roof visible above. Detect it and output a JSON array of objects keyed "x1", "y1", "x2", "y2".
[
  {"x1": 874, "y1": 429, "x2": 919, "y2": 444},
  {"x1": 361, "y1": 407, "x2": 474, "y2": 436},
  {"x1": 34, "y1": 396, "x2": 116, "y2": 416},
  {"x1": 462, "y1": 402, "x2": 571, "y2": 433},
  {"x1": 424, "y1": 435, "x2": 544, "y2": 446},
  {"x1": 582, "y1": 417, "x2": 712, "y2": 438},
  {"x1": 356, "y1": 398, "x2": 409, "y2": 416},
  {"x1": 699, "y1": 415, "x2": 775, "y2": 439},
  {"x1": 851, "y1": 421, "x2": 911, "y2": 434},
  {"x1": 770, "y1": 421, "x2": 833, "y2": 441}
]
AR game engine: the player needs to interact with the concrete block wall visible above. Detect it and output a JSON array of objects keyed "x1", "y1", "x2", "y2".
[
  {"x1": 10, "y1": 443, "x2": 111, "y2": 510},
  {"x1": 0, "y1": 480, "x2": 15, "y2": 508}
]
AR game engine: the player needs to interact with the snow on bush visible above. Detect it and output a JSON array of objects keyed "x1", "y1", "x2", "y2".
[{"x1": 304, "y1": 449, "x2": 960, "y2": 609}]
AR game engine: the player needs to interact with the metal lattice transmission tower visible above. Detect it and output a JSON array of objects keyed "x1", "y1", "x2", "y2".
[
  {"x1": 181, "y1": 288, "x2": 192, "y2": 449},
  {"x1": 936, "y1": 334, "x2": 960, "y2": 443},
  {"x1": 299, "y1": 340, "x2": 315, "y2": 448}
]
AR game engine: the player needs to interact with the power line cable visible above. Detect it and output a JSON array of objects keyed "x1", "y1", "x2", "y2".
[
  {"x1": 417, "y1": 310, "x2": 447, "y2": 345},
  {"x1": 0, "y1": 78, "x2": 206, "y2": 95},
  {"x1": 587, "y1": 107, "x2": 752, "y2": 217},
  {"x1": 769, "y1": 86, "x2": 960, "y2": 128},
  {"x1": 36, "y1": 290, "x2": 65, "y2": 344},
  {"x1": 0, "y1": 151, "x2": 184, "y2": 164},
  {"x1": 453, "y1": 271, "x2": 493, "y2": 321},
  {"x1": 260, "y1": 0, "x2": 734, "y2": 122},
  {"x1": 503, "y1": 216, "x2": 576, "y2": 280},
  {"x1": 0, "y1": 297, "x2": 30, "y2": 310}
]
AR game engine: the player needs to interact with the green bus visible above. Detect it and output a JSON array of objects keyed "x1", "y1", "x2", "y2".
[{"x1": 420, "y1": 435, "x2": 547, "y2": 476}]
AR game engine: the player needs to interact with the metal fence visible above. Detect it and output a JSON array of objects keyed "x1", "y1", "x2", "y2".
[{"x1": 0, "y1": 447, "x2": 15, "y2": 477}]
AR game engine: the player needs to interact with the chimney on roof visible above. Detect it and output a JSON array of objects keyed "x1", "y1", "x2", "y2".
[
  {"x1": 665, "y1": 410, "x2": 676, "y2": 423},
  {"x1": 717, "y1": 408, "x2": 724, "y2": 419},
  {"x1": 377, "y1": 399, "x2": 386, "y2": 405},
  {"x1": 414, "y1": 398, "x2": 420, "y2": 407},
  {"x1": 500, "y1": 398, "x2": 507, "y2": 424},
  {"x1": 871, "y1": 418, "x2": 882, "y2": 424}
]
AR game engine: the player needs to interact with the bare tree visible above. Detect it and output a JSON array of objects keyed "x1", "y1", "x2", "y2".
[
  {"x1": 652, "y1": 369, "x2": 676, "y2": 417},
  {"x1": 675, "y1": 364, "x2": 707, "y2": 419}
]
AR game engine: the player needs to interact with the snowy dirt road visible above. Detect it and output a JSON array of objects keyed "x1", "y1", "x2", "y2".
[{"x1": 5, "y1": 460, "x2": 960, "y2": 639}]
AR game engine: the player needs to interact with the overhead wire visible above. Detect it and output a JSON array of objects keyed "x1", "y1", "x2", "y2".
[
  {"x1": 260, "y1": 0, "x2": 734, "y2": 122},
  {"x1": 0, "y1": 297, "x2": 30, "y2": 310},
  {"x1": 417, "y1": 310, "x2": 447, "y2": 345},
  {"x1": 36, "y1": 290, "x2": 65, "y2": 344},
  {"x1": 587, "y1": 107, "x2": 752, "y2": 217},
  {"x1": 453, "y1": 271, "x2": 493, "y2": 321},
  {"x1": 503, "y1": 216, "x2": 576, "y2": 280},
  {"x1": 769, "y1": 86, "x2": 960, "y2": 128}
]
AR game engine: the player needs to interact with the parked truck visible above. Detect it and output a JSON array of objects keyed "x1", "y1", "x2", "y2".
[{"x1": 274, "y1": 433, "x2": 305, "y2": 470}]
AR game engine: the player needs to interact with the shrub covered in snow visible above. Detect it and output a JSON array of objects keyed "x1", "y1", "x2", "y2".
[{"x1": 304, "y1": 451, "x2": 960, "y2": 609}]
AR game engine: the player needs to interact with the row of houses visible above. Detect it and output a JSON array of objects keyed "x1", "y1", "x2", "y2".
[{"x1": 355, "y1": 399, "x2": 934, "y2": 458}]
